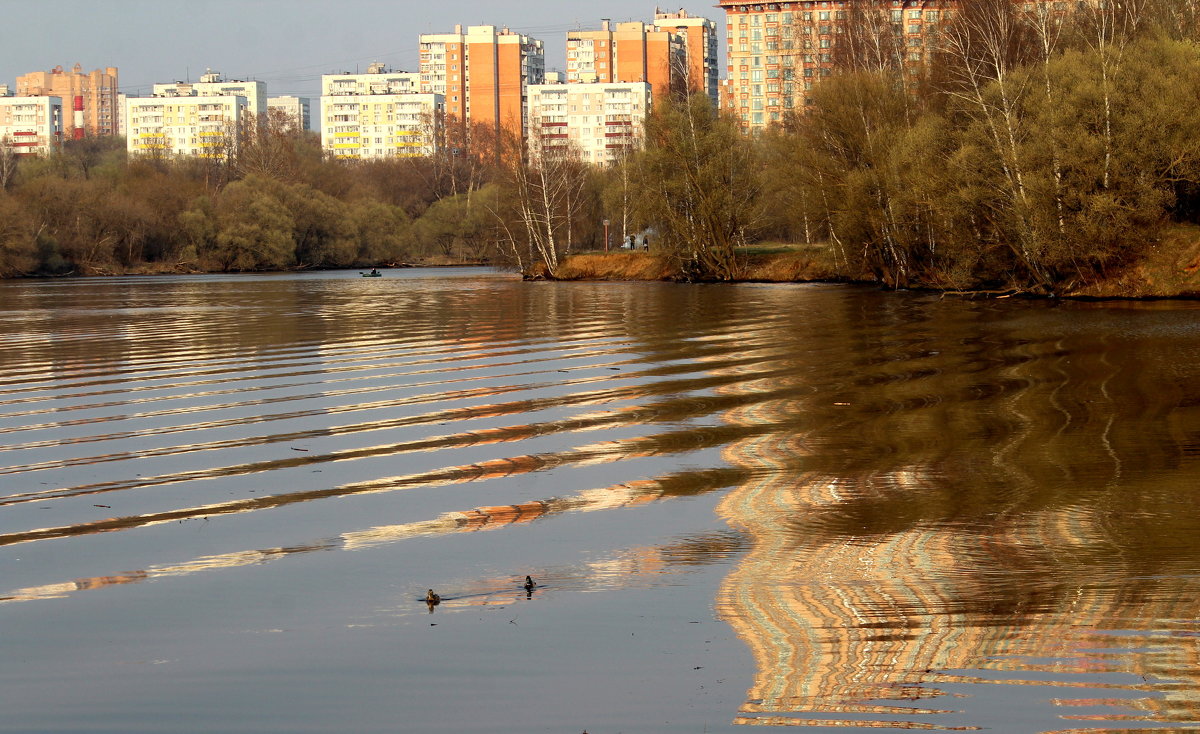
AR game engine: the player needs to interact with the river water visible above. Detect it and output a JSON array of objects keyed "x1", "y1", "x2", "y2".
[{"x1": 1, "y1": 268, "x2": 1199, "y2": 733}]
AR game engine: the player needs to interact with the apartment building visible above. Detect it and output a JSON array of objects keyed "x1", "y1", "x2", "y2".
[
  {"x1": 152, "y1": 70, "x2": 268, "y2": 120},
  {"x1": 125, "y1": 95, "x2": 246, "y2": 158},
  {"x1": 526, "y1": 81, "x2": 650, "y2": 164},
  {"x1": 320, "y1": 67, "x2": 442, "y2": 159},
  {"x1": 15, "y1": 64, "x2": 118, "y2": 138},
  {"x1": 566, "y1": 21, "x2": 679, "y2": 102},
  {"x1": 719, "y1": 0, "x2": 952, "y2": 129},
  {"x1": 267, "y1": 96, "x2": 311, "y2": 131},
  {"x1": 653, "y1": 9, "x2": 720, "y2": 104},
  {"x1": 0, "y1": 96, "x2": 63, "y2": 155},
  {"x1": 419, "y1": 25, "x2": 544, "y2": 137}
]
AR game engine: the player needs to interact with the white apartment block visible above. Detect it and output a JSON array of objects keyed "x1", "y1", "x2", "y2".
[
  {"x1": 0, "y1": 96, "x2": 63, "y2": 155},
  {"x1": 322, "y1": 64, "x2": 420, "y2": 97},
  {"x1": 0, "y1": 84, "x2": 12, "y2": 97},
  {"x1": 125, "y1": 95, "x2": 246, "y2": 158},
  {"x1": 320, "y1": 68, "x2": 442, "y2": 160},
  {"x1": 267, "y1": 95, "x2": 311, "y2": 131},
  {"x1": 526, "y1": 82, "x2": 650, "y2": 165},
  {"x1": 153, "y1": 70, "x2": 267, "y2": 119}
]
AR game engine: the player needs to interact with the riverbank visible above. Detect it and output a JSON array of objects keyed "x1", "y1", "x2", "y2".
[
  {"x1": 538, "y1": 226, "x2": 1200, "y2": 299},
  {"x1": 46, "y1": 256, "x2": 488, "y2": 278}
]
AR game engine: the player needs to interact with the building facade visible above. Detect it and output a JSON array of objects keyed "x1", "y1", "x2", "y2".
[
  {"x1": 15, "y1": 64, "x2": 118, "y2": 138},
  {"x1": 653, "y1": 9, "x2": 720, "y2": 104},
  {"x1": 320, "y1": 68, "x2": 442, "y2": 159},
  {"x1": 152, "y1": 70, "x2": 268, "y2": 120},
  {"x1": 719, "y1": 0, "x2": 953, "y2": 129},
  {"x1": 125, "y1": 95, "x2": 246, "y2": 158},
  {"x1": 526, "y1": 81, "x2": 651, "y2": 164},
  {"x1": 267, "y1": 96, "x2": 311, "y2": 131},
  {"x1": 566, "y1": 21, "x2": 679, "y2": 103},
  {"x1": 419, "y1": 25, "x2": 544, "y2": 137},
  {"x1": 0, "y1": 96, "x2": 63, "y2": 155}
]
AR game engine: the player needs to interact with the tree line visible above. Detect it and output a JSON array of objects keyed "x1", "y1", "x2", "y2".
[{"x1": 4, "y1": 0, "x2": 1200, "y2": 294}]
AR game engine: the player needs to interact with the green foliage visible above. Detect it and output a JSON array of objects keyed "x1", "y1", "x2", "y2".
[
  {"x1": 0, "y1": 195, "x2": 37, "y2": 277},
  {"x1": 211, "y1": 177, "x2": 296, "y2": 271},
  {"x1": 406, "y1": 192, "x2": 493, "y2": 262},
  {"x1": 5, "y1": 4, "x2": 1200, "y2": 291},
  {"x1": 758, "y1": 19, "x2": 1200, "y2": 293},
  {"x1": 630, "y1": 95, "x2": 762, "y2": 280}
]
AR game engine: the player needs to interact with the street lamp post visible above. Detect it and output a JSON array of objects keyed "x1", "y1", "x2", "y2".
[{"x1": 603, "y1": 219, "x2": 610, "y2": 253}]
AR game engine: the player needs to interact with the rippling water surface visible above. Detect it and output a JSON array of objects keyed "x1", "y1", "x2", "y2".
[{"x1": 2, "y1": 268, "x2": 1200, "y2": 733}]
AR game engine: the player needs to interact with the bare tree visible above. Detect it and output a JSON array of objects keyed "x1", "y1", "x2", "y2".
[
  {"x1": 0, "y1": 136, "x2": 17, "y2": 191},
  {"x1": 492, "y1": 130, "x2": 589, "y2": 276},
  {"x1": 1073, "y1": 0, "x2": 1148, "y2": 190},
  {"x1": 833, "y1": 0, "x2": 906, "y2": 74},
  {"x1": 237, "y1": 109, "x2": 303, "y2": 181},
  {"x1": 939, "y1": 0, "x2": 1050, "y2": 287}
]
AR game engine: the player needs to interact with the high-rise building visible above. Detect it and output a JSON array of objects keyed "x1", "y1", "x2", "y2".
[
  {"x1": 125, "y1": 94, "x2": 247, "y2": 158},
  {"x1": 419, "y1": 25, "x2": 544, "y2": 138},
  {"x1": 566, "y1": 21, "x2": 680, "y2": 103},
  {"x1": 526, "y1": 81, "x2": 651, "y2": 164},
  {"x1": 152, "y1": 70, "x2": 268, "y2": 120},
  {"x1": 718, "y1": 0, "x2": 951, "y2": 130},
  {"x1": 267, "y1": 96, "x2": 311, "y2": 132},
  {"x1": 320, "y1": 66, "x2": 443, "y2": 160},
  {"x1": 15, "y1": 64, "x2": 118, "y2": 138},
  {"x1": 653, "y1": 9, "x2": 720, "y2": 104},
  {"x1": 0, "y1": 96, "x2": 63, "y2": 155}
]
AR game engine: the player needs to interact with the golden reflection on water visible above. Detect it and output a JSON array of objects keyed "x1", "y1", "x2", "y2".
[
  {"x1": 0, "y1": 465, "x2": 740, "y2": 604},
  {"x1": 3, "y1": 275, "x2": 1200, "y2": 732},
  {"x1": 708, "y1": 295, "x2": 1200, "y2": 730}
]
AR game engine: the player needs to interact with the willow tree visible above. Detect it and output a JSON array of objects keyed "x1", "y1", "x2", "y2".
[{"x1": 630, "y1": 95, "x2": 761, "y2": 281}]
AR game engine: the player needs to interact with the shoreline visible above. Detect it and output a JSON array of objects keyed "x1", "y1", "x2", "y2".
[
  {"x1": 7, "y1": 259, "x2": 492, "y2": 279},
  {"x1": 532, "y1": 243, "x2": 1200, "y2": 300},
  {"x1": 9, "y1": 244, "x2": 1200, "y2": 301}
]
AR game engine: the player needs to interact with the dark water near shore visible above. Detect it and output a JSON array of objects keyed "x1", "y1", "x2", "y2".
[{"x1": 2, "y1": 268, "x2": 1200, "y2": 733}]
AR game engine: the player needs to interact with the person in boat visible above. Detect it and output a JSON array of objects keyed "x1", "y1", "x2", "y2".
[
  {"x1": 426, "y1": 589, "x2": 440, "y2": 604},
  {"x1": 370, "y1": 268, "x2": 379, "y2": 276},
  {"x1": 524, "y1": 575, "x2": 537, "y2": 592}
]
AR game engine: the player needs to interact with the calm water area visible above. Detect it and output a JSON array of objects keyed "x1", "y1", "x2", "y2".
[{"x1": 2, "y1": 268, "x2": 1200, "y2": 733}]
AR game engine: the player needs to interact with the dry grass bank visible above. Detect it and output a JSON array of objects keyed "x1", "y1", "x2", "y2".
[
  {"x1": 540, "y1": 252, "x2": 680, "y2": 281},
  {"x1": 544, "y1": 234, "x2": 1200, "y2": 299},
  {"x1": 543, "y1": 244, "x2": 847, "y2": 283},
  {"x1": 1067, "y1": 224, "x2": 1200, "y2": 298}
]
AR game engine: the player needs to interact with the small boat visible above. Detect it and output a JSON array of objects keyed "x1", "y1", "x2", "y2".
[{"x1": 360, "y1": 270, "x2": 383, "y2": 277}]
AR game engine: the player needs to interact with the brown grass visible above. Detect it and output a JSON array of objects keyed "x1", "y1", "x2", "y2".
[
  {"x1": 1067, "y1": 223, "x2": 1200, "y2": 298},
  {"x1": 543, "y1": 233, "x2": 1200, "y2": 298},
  {"x1": 548, "y1": 252, "x2": 680, "y2": 281},
  {"x1": 737, "y1": 251, "x2": 843, "y2": 282},
  {"x1": 544, "y1": 245, "x2": 847, "y2": 283}
]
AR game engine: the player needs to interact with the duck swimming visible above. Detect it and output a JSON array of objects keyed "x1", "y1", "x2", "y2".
[
  {"x1": 425, "y1": 589, "x2": 441, "y2": 604},
  {"x1": 524, "y1": 575, "x2": 537, "y2": 592}
]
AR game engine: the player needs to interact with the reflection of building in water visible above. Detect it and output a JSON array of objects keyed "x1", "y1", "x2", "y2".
[
  {"x1": 1, "y1": 471, "x2": 716, "y2": 605},
  {"x1": 707, "y1": 300, "x2": 1200, "y2": 729}
]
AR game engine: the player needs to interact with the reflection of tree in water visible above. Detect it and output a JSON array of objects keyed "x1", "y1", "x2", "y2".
[{"x1": 710, "y1": 294, "x2": 1200, "y2": 728}]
